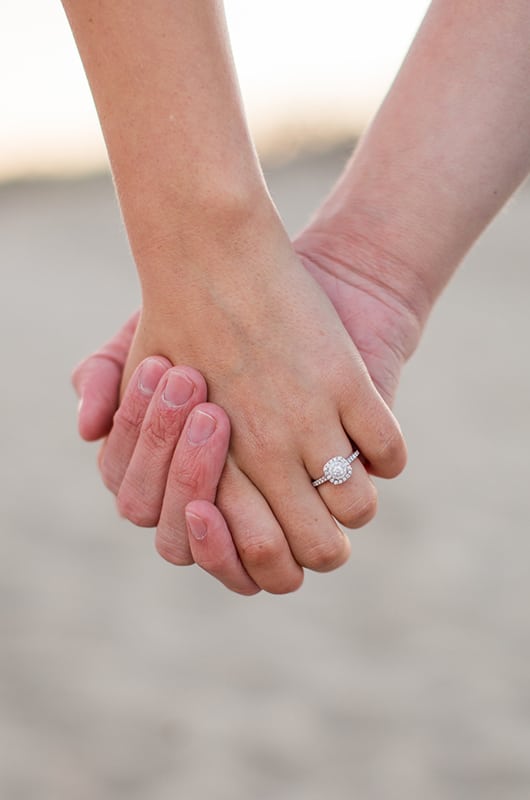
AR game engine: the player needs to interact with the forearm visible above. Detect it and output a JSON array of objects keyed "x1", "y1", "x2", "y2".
[
  {"x1": 303, "y1": 0, "x2": 530, "y2": 327},
  {"x1": 60, "y1": 0, "x2": 272, "y2": 288}
]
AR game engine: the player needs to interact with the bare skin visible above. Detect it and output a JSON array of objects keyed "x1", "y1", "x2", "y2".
[
  {"x1": 73, "y1": 234, "x2": 417, "y2": 596},
  {"x1": 63, "y1": 0, "x2": 406, "y2": 594},
  {"x1": 122, "y1": 204, "x2": 405, "y2": 592},
  {"x1": 74, "y1": 0, "x2": 530, "y2": 594}
]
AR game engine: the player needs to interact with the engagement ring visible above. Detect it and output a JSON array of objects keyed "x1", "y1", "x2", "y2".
[{"x1": 311, "y1": 451, "x2": 360, "y2": 487}]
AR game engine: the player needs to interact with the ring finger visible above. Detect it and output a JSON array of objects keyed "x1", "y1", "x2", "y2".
[{"x1": 303, "y1": 420, "x2": 378, "y2": 531}]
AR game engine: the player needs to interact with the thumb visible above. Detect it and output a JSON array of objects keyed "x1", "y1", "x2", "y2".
[
  {"x1": 72, "y1": 355, "x2": 123, "y2": 441},
  {"x1": 72, "y1": 310, "x2": 140, "y2": 441}
]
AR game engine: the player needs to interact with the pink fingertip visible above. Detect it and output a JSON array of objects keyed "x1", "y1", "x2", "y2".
[
  {"x1": 77, "y1": 395, "x2": 110, "y2": 441},
  {"x1": 138, "y1": 359, "x2": 166, "y2": 396},
  {"x1": 186, "y1": 511, "x2": 207, "y2": 541},
  {"x1": 162, "y1": 371, "x2": 194, "y2": 407},
  {"x1": 187, "y1": 410, "x2": 217, "y2": 445}
]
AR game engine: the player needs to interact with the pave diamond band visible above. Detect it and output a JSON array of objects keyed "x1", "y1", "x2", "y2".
[{"x1": 311, "y1": 450, "x2": 360, "y2": 487}]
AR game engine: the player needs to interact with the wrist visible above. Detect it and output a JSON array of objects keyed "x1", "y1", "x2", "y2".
[
  {"x1": 130, "y1": 178, "x2": 276, "y2": 278},
  {"x1": 296, "y1": 213, "x2": 434, "y2": 338},
  {"x1": 134, "y1": 186, "x2": 286, "y2": 304}
]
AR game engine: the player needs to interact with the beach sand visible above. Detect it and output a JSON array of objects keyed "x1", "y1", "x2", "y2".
[{"x1": 1, "y1": 145, "x2": 529, "y2": 799}]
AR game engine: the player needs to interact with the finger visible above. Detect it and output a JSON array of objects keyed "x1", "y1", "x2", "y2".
[
  {"x1": 238, "y1": 420, "x2": 352, "y2": 571},
  {"x1": 72, "y1": 310, "x2": 140, "y2": 441},
  {"x1": 185, "y1": 500, "x2": 260, "y2": 596},
  {"x1": 116, "y1": 367, "x2": 208, "y2": 527},
  {"x1": 339, "y1": 387, "x2": 407, "y2": 479},
  {"x1": 100, "y1": 357, "x2": 171, "y2": 494},
  {"x1": 155, "y1": 403, "x2": 231, "y2": 566},
  {"x1": 74, "y1": 356, "x2": 124, "y2": 441},
  {"x1": 306, "y1": 447, "x2": 378, "y2": 531},
  {"x1": 215, "y1": 459, "x2": 305, "y2": 595},
  {"x1": 248, "y1": 463, "x2": 352, "y2": 572}
]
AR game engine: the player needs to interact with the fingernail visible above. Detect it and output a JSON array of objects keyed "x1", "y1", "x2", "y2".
[
  {"x1": 186, "y1": 511, "x2": 207, "y2": 541},
  {"x1": 187, "y1": 409, "x2": 217, "y2": 444},
  {"x1": 138, "y1": 359, "x2": 164, "y2": 396},
  {"x1": 162, "y1": 371, "x2": 194, "y2": 407}
]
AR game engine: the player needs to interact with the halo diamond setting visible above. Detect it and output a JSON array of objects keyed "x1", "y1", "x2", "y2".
[
  {"x1": 323, "y1": 456, "x2": 353, "y2": 485},
  {"x1": 311, "y1": 449, "x2": 360, "y2": 487}
]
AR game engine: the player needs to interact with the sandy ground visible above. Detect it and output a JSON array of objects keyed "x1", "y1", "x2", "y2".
[{"x1": 1, "y1": 146, "x2": 529, "y2": 800}]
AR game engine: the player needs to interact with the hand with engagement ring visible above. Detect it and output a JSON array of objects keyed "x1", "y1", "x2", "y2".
[
  {"x1": 69, "y1": 0, "x2": 530, "y2": 596},
  {"x1": 73, "y1": 220, "x2": 411, "y2": 598},
  {"x1": 74, "y1": 338, "x2": 384, "y2": 598},
  {"x1": 118, "y1": 199, "x2": 407, "y2": 594},
  {"x1": 61, "y1": 6, "x2": 400, "y2": 594}
]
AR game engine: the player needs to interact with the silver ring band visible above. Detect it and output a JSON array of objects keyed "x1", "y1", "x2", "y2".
[{"x1": 312, "y1": 450, "x2": 360, "y2": 487}]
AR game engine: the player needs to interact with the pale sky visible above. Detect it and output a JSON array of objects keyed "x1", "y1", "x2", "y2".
[{"x1": 0, "y1": 1, "x2": 430, "y2": 180}]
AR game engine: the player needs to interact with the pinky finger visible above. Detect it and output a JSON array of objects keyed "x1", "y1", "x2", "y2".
[{"x1": 185, "y1": 500, "x2": 260, "y2": 596}]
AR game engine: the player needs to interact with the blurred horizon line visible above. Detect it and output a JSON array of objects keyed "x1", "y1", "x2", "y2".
[{"x1": 0, "y1": 118, "x2": 362, "y2": 187}]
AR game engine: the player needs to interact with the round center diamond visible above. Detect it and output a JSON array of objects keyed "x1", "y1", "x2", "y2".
[{"x1": 323, "y1": 456, "x2": 353, "y2": 485}]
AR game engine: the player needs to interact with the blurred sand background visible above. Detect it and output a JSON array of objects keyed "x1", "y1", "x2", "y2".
[{"x1": 1, "y1": 143, "x2": 529, "y2": 800}]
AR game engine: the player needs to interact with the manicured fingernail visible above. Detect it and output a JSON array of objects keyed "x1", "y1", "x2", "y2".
[
  {"x1": 138, "y1": 359, "x2": 164, "y2": 396},
  {"x1": 186, "y1": 511, "x2": 207, "y2": 541},
  {"x1": 162, "y1": 371, "x2": 194, "y2": 407},
  {"x1": 187, "y1": 410, "x2": 217, "y2": 444}
]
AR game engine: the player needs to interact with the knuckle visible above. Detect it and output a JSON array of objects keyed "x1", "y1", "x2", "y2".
[
  {"x1": 116, "y1": 489, "x2": 158, "y2": 528},
  {"x1": 302, "y1": 534, "x2": 349, "y2": 572},
  {"x1": 171, "y1": 465, "x2": 201, "y2": 496},
  {"x1": 113, "y1": 401, "x2": 145, "y2": 437},
  {"x1": 264, "y1": 570, "x2": 305, "y2": 595},
  {"x1": 240, "y1": 536, "x2": 282, "y2": 571},
  {"x1": 339, "y1": 486, "x2": 378, "y2": 529},
  {"x1": 155, "y1": 529, "x2": 194, "y2": 566},
  {"x1": 235, "y1": 586, "x2": 262, "y2": 597},
  {"x1": 375, "y1": 427, "x2": 407, "y2": 477},
  {"x1": 142, "y1": 409, "x2": 176, "y2": 449}
]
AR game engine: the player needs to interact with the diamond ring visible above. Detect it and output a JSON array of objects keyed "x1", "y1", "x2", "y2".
[{"x1": 311, "y1": 450, "x2": 360, "y2": 487}]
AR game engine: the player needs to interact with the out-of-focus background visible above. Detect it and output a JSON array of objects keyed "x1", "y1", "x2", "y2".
[
  {"x1": 1, "y1": 2, "x2": 530, "y2": 799},
  {"x1": 0, "y1": 0, "x2": 431, "y2": 180}
]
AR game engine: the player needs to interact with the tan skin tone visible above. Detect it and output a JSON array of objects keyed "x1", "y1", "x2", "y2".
[
  {"x1": 63, "y1": 0, "x2": 406, "y2": 595},
  {"x1": 71, "y1": 0, "x2": 530, "y2": 594}
]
